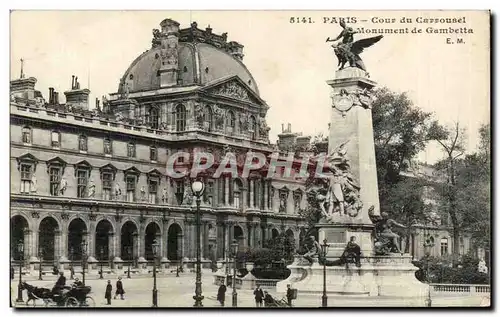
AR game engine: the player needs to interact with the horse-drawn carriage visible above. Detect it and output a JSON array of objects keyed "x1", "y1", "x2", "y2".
[{"x1": 21, "y1": 282, "x2": 95, "y2": 307}]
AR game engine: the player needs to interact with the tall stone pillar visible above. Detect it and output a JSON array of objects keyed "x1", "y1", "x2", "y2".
[
  {"x1": 54, "y1": 230, "x2": 62, "y2": 262},
  {"x1": 23, "y1": 229, "x2": 32, "y2": 263},
  {"x1": 88, "y1": 221, "x2": 96, "y2": 259},
  {"x1": 224, "y1": 177, "x2": 230, "y2": 206},
  {"x1": 114, "y1": 230, "x2": 121, "y2": 260},
  {"x1": 318, "y1": 67, "x2": 380, "y2": 257},
  {"x1": 249, "y1": 179, "x2": 255, "y2": 208},
  {"x1": 108, "y1": 232, "x2": 115, "y2": 264},
  {"x1": 263, "y1": 182, "x2": 268, "y2": 210},
  {"x1": 139, "y1": 225, "x2": 146, "y2": 258},
  {"x1": 132, "y1": 232, "x2": 139, "y2": 261}
]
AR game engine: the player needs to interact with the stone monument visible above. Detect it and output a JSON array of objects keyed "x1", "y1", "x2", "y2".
[{"x1": 276, "y1": 23, "x2": 428, "y2": 302}]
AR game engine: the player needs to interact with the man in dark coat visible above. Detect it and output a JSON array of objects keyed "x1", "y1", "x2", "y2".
[
  {"x1": 114, "y1": 277, "x2": 125, "y2": 300},
  {"x1": 105, "y1": 280, "x2": 112, "y2": 305},
  {"x1": 253, "y1": 285, "x2": 264, "y2": 307},
  {"x1": 52, "y1": 272, "x2": 66, "y2": 295},
  {"x1": 286, "y1": 284, "x2": 295, "y2": 306},
  {"x1": 217, "y1": 283, "x2": 227, "y2": 307},
  {"x1": 340, "y1": 236, "x2": 362, "y2": 267}
]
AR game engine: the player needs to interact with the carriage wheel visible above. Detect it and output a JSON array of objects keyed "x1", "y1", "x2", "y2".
[
  {"x1": 84, "y1": 296, "x2": 95, "y2": 307},
  {"x1": 65, "y1": 297, "x2": 79, "y2": 307}
]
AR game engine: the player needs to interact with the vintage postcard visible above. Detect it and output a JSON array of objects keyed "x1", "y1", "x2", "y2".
[{"x1": 9, "y1": 10, "x2": 490, "y2": 308}]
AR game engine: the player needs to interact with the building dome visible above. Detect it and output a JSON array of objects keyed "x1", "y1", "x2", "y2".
[{"x1": 118, "y1": 21, "x2": 259, "y2": 96}]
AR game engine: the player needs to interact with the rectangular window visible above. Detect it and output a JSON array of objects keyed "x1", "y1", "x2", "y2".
[
  {"x1": 49, "y1": 167, "x2": 60, "y2": 196},
  {"x1": 126, "y1": 176, "x2": 136, "y2": 202},
  {"x1": 22, "y1": 128, "x2": 31, "y2": 144},
  {"x1": 175, "y1": 181, "x2": 184, "y2": 205},
  {"x1": 20, "y1": 164, "x2": 32, "y2": 193},
  {"x1": 440, "y1": 238, "x2": 449, "y2": 256},
  {"x1": 102, "y1": 172, "x2": 112, "y2": 200},
  {"x1": 77, "y1": 170, "x2": 88, "y2": 198},
  {"x1": 127, "y1": 144, "x2": 136, "y2": 158},
  {"x1": 148, "y1": 180, "x2": 158, "y2": 204},
  {"x1": 51, "y1": 131, "x2": 60, "y2": 148},
  {"x1": 150, "y1": 147, "x2": 158, "y2": 161}
]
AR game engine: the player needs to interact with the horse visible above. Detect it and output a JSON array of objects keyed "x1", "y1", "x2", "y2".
[{"x1": 20, "y1": 282, "x2": 52, "y2": 307}]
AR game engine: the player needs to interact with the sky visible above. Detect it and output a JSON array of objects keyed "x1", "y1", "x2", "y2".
[{"x1": 10, "y1": 10, "x2": 490, "y2": 164}]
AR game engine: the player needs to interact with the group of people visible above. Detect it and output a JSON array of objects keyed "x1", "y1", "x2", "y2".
[
  {"x1": 104, "y1": 277, "x2": 126, "y2": 305},
  {"x1": 216, "y1": 283, "x2": 296, "y2": 307}
]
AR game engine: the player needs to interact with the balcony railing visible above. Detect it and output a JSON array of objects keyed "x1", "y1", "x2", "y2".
[{"x1": 430, "y1": 283, "x2": 490, "y2": 294}]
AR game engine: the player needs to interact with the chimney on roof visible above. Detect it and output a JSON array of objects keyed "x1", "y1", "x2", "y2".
[
  {"x1": 49, "y1": 87, "x2": 54, "y2": 104},
  {"x1": 288, "y1": 123, "x2": 291, "y2": 132},
  {"x1": 64, "y1": 75, "x2": 90, "y2": 110},
  {"x1": 227, "y1": 41, "x2": 244, "y2": 60},
  {"x1": 54, "y1": 91, "x2": 59, "y2": 104},
  {"x1": 281, "y1": 123, "x2": 284, "y2": 133},
  {"x1": 158, "y1": 18, "x2": 180, "y2": 88}
]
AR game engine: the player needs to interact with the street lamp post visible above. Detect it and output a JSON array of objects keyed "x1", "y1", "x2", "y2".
[
  {"x1": 321, "y1": 239, "x2": 329, "y2": 307},
  {"x1": 127, "y1": 246, "x2": 132, "y2": 279},
  {"x1": 152, "y1": 239, "x2": 159, "y2": 307},
  {"x1": 38, "y1": 247, "x2": 43, "y2": 280},
  {"x1": 192, "y1": 180, "x2": 205, "y2": 307},
  {"x1": 70, "y1": 247, "x2": 74, "y2": 280},
  {"x1": 81, "y1": 238, "x2": 88, "y2": 287},
  {"x1": 231, "y1": 240, "x2": 238, "y2": 307},
  {"x1": 423, "y1": 235, "x2": 435, "y2": 307},
  {"x1": 15, "y1": 242, "x2": 24, "y2": 303},
  {"x1": 99, "y1": 247, "x2": 104, "y2": 279}
]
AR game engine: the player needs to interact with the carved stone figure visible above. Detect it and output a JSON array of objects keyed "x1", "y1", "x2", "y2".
[
  {"x1": 212, "y1": 82, "x2": 250, "y2": 101},
  {"x1": 88, "y1": 180, "x2": 95, "y2": 198},
  {"x1": 162, "y1": 187, "x2": 168, "y2": 203},
  {"x1": 114, "y1": 183, "x2": 122, "y2": 199},
  {"x1": 326, "y1": 20, "x2": 383, "y2": 74},
  {"x1": 279, "y1": 189, "x2": 288, "y2": 213},
  {"x1": 194, "y1": 103, "x2": 205, "y2": 127},
  {"x1": 239, "y1": 113, "x2": 249, "y2": 132},
  {"x1": 59, "y1": 178, "x2": 68, "y2": 195},
  {"x1": 258, "y1": 117, "x2": 269, "y2": 138},
  {"x1": 301, "y1": 236, "x2": 321, "y2": 265},
  {"x1": 140, "y1": 186, "x2": 146, "y2": 200},
  {"x1": 308, "y1": 140, "x2": 363, "y2": 222},
  {"x1": 369, "y1": 208, "x2": 406, "y2": 255},
  {"x1": 213, "y1": 105, "x2": 225, "y2": 129},
  {"x1": 152, "y1": 28, "x2": 162, "y2": 47},
  {"x1": 478, "y1": 258, "x2": 488, "y2": 274},
  {"x1": 30, "y1": 175, "x2": 37, "y2": 193},
  {"x1": 182, "y1": 182, "x2": 193, "y2": 206}
]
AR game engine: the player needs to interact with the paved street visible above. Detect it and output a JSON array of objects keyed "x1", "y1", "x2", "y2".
[{"x1": 10, "y1": 271, "x2": 489, "y2": 308}]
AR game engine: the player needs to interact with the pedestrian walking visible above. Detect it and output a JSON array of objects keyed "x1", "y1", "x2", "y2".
[
  {"x1": 217, "y1": 283, "x2": 227, "y2": 307},
  {"x1": 114, "y1": 276, "x2": 125, "y2": 300},
  {"x1": 286, "y1": 284, "x2": 295, "y2": 307},
  {"x1": 253, "y1": 285, "x2": 264, "y2": 307},
  {"x1": 105, "y1": 280, "x2": 112, "y2": 305}
]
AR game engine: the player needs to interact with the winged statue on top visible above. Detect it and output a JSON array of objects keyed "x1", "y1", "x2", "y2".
[{"x1": 326, "y1": 20, "x2": 383, "y2": 74}]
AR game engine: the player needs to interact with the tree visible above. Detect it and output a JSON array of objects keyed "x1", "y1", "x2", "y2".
[
  {"x1": 371, "y1": 88, "x2": 437, "y2": 236},
  {"x1": 428, "y1": 122, "x2": 491, "y2": 266}
]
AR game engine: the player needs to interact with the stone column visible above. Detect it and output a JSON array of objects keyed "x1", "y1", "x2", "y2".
[
  {"x1": 54, "y1": 230, "x2": 62, "y2": 262},
  {"x1": 248, "y1": 223, "x2": 254, "y2": 248},
  {"x1": 263, "y1": 182, "x2": 268, "y2": 210},
  {"x1": 162, "y1": 220, "x2": 168, "y2": 259},
  {"x1": 249, "y1": 179, "x2": 254, "y2": 208},
  {"x1": 23, "y1": 229, "x2": 32, "y2": 264},
  {"x1": 108, "y1": 232, "x2": 115, "y2": 266},
  {"x1": 287, "y1": 190, "x2": 294, "y2": 215},
  {"x1": 132, "y1": 232, "x2": 139, "y2": 262},
  {"x1": 88, "y1": 221, "x2": 96, "y2": 259},
  {"x1": 139, "y1": 225, "x2": 145, "y2": 258},
  {"x1": 178, "y1": 233, "x2": 184, "y2": 260},
  {"x1": 224, "y1": 176, "x2": 230, "y2": 206},
  {"x1": 114, "y1": 230, "x2": 121, "y2": 259},
  {"x1": 202, "y1": 221, "x2": 209, "y2": 259},
  {"x1": 60, "y1": 226, "x2": 69, "y2": 262}
]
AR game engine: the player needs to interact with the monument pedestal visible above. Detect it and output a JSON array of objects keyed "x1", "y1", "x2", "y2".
[{"x1": 276, "y1": 254, "x2": 428, "y2": 298}]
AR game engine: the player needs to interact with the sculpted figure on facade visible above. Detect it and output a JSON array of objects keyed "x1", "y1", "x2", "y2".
[
  {"x1": 194, "y1": 103, "x2": 205, "y2": 127},
  {"x1": 152, "y1": 28, "x2": 162, "y2": 47},
  {"x1": 213, "y1": 105, "x2": 225, "y2": 129},
  {"x1": 213, "y1": 82, "x2": 250, "y2": 101},
  {"x1": 88, "y1": 180, "x2": 96, "y2": 198},
  {"x1": 258, "y1": 117, "x2": 269, "y2": 138},
  {"x1": 369, "y1": 208, "x2": 406, "y2": 255},
  {"x1": 30, "y1": 174, "x2": 37, "y2": 193},
  {"x1": 59, "y1": 177, "x2": 68, "y2": 195}
]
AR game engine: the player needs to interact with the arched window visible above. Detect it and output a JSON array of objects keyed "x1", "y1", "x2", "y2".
[
  {"x1": 149, "y1": 107, "x2": 159, "y2": 129},
  {"x1": 204, "y1": 106, "x2": 213, "y2": 132},
  {"x1": 227, "y1": 110, "x2": 235, "y2": 132},
  {"x1": 22, "y1": 126, "x2": 32, "y2": 144},
  {"x1": 175, "y1": 104, "x2": 186, "y2": 132},
  {"x1": 233, "y1": 179, "x2": 243, "y2": 209},
  {"x1": 250, "y1": 116, "x2": 257, "y2": 140},
  {"x1": 78, "y1": 134, "x2": 88, "y2": 151}
]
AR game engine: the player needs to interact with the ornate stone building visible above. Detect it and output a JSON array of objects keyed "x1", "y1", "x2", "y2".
[{"x1": 10, "y1": 18, "x2": 308, "y2": 270}]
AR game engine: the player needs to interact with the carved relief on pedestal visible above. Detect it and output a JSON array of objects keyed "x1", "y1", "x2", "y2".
[{"x1": 332, "y1": 88, "x2": 375, "y2": 117}]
